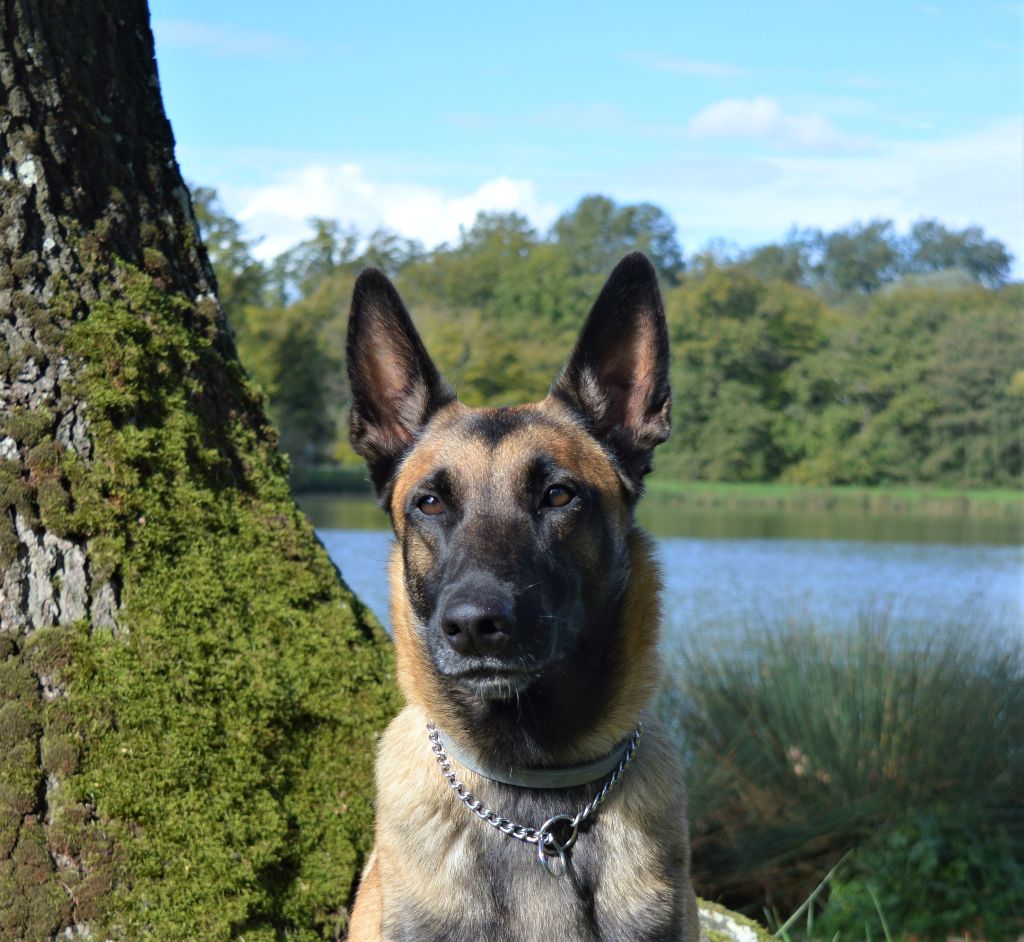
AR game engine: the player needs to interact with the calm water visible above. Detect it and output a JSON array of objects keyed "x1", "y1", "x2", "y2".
[{"x1": 301, "y1": 495, "x2": 1024, "y2": 651}]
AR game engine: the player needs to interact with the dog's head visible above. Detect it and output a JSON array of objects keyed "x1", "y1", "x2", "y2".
[{"x1": 347, "y1": 253, "x2": 670, "y2": 758}]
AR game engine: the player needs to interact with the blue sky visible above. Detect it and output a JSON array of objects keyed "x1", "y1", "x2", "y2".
[{"x1": 150, "y1": 1, "x2": 1023, "y2": 269}]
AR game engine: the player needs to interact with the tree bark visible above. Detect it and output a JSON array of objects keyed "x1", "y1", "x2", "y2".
[{"x1": 0, "y1": 2, "x2": 396, "y2": 939}]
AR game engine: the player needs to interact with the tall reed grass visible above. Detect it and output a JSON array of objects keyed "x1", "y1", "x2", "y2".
[{"x1": 657, "y1": 613, "x2": 1024, "y2": 938}]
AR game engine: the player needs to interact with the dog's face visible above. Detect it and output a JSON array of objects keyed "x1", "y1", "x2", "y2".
[
  {"x1": 385, "y1": 398, "x2": 629, "y2": 703},
  {"x1": 347, "y1": 254, "x2": 671, "y2": 749}
]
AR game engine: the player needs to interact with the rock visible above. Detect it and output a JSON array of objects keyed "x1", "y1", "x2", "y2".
[{"x1": 699, "y1": 899, "x2": 774, "y2": 942}]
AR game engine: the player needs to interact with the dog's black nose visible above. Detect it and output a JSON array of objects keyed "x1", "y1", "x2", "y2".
[{"x1": 441, "y1": 598, "x2": 514, "y2": 657}]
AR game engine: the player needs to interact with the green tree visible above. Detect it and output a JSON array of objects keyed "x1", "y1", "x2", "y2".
[
  {"x1": 192, "y1": 186, "x2": 268, "y2": 317},
  {"x1": 782, "y1": 284, "x2": 1023, "y2": 486},
  {"x1": 739, "y1": 227, "x2": 818, "y2": 286},
  {"x1": 553, "y1": 195, "x2": 684, "y2": 284},
  {"x1": 921, "y1": 286, "x2": 1024, "y2": 485},
  {"x1": 191, "y1": 193, "x2": 1022, "y2": 490},
  {"x1": 396, "y1": 213, "x2": 559, "y2": 406},
  {"x1": 359, "y1": 227, "x2": 424, "y2": 276},
  {"x1": 268, "y1": 218, "x2": 360, "y2": 304},
  {"x1": 905, "y1": 218, "x2": 1012, "y2": 287},
  {"x1": 817, "y1": 219, "x2": 901, "y2": 294},
  {"x1": 411, "y1": 210, "x2": 538, "y2": 311},
  {"x1": 191, "y1": 199, "x2": 369, "y2": 480},
  {"x1": 663, "y1": 265, "x2": 829, "y2": 480}
]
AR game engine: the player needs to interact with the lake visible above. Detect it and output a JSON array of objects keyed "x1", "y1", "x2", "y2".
[{"x1": 299, "y1": 495, "x2": 1024, "y2": 652}]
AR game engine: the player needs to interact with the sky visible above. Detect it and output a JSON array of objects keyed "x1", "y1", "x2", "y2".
[{"x1": 149, "y1": 1, "x2": 1023, "y2": 270}]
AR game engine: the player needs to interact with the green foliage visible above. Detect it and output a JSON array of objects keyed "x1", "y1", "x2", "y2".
[
  {"x1": 656, "y1": 617, "x2": 1024, "y2": 932},
  {"x1": 665, "y1": 265, "x2": 830, "y2": 480},
  {"x1": 416, "y1": 211, "x2": 539, "y2": 310},
  {"x1": 192, "y1": 186, "x2": 267, "y2": 316},
  {"x1": 0, "y1": 253, "x2": 398, "y2": 939},
  {"x1": 267, "y1": 219, "x2": 359, "y2": 304},
  {"x1": 742, "y1": 232, "x2": 815, "y2": 287},
  {"x1": 552, "y1": 194, "x2": 684, "y2": 284},
  {"x1": 819, "y1": 220, "x2": 902, "y2": 294},
  {"x1": 783, "y1": 284, "x2": 1023, "y2": 487},
  {"x1": 905, "y1": 219, "x2": 1012, "y2": 287},
  {"x1": 818, "y1": 811, "x2": 1024, "y2": 941},
  {"x1": 734, "y1": 218, "x2": 1013, "y2": 294},
  {"x1": 921, "y1": 287, "x2": 1024, "y2": 485}
]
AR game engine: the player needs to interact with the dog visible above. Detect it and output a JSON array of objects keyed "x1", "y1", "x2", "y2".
[{"x1": 345, "y1": 252, "x2": 700, "y2": 941}]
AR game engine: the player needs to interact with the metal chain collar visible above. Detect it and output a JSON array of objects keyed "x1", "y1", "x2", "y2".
[{"x1": 426, "y1": 721, "x2": 642, "y2": 878}]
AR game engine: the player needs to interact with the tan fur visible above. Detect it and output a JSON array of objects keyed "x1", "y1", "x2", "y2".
[
  {"x1": 349, "y1": 500, "x2": 699, "y2": 939},
  {"x1": 347, "y1": 849, "x2": 382, "y2": 942},
  {"x1": 355, "y1": 703, "x2": 694, "y2": 940}
]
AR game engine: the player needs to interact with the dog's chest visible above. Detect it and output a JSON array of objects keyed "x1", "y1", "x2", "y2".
[
  {"x1": 383, "y1": 843, "x2": 594, "y2": 942},
  {"x1": 373, "y1": 709, "x2": 689, "y2": 941},
  {"x1": 377, "y1": 775, "x2": 681, "y2": 941},
  {"x1": 380, "y1": 826, "x2": 677, "y2": 942}
]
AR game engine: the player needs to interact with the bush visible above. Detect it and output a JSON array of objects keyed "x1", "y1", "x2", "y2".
[
  {"x1": 819, "y1": 810, "x2": 1024, "y2": 941},
  {"x1": 657, "y1": 614, "x2": 1024, "y2": 936}
]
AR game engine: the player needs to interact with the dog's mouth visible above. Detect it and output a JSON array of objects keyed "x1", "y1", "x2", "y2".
[{"x1": 445, "y1": 663, "x2": 547, "y2": 701}]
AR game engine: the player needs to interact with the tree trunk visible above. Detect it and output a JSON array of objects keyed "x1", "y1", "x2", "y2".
[{"x1": 0, "y1": 2, "x2": 397, "y2": 939}]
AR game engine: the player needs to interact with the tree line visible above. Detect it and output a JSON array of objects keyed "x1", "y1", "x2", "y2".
[{"x1": 195, "y1": 190, "x2": 1023, "y2": 489}]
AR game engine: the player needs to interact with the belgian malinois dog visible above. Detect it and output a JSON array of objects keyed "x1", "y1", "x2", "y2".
[{"x1": 345, "y1": 253, "x2": 700, "y2": 941}]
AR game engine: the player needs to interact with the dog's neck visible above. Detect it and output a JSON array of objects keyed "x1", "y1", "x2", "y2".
[
  {"x1": 442, "y1": 672, "x2": 625, "y2": 769},
  {"x1": 432, "y1": 721, "x2": 640, "y2": 789}
]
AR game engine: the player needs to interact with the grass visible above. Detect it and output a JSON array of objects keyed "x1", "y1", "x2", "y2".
[
  {"x1": 645, "y1": 477, "x2": 1024, "y2": 520},
  {"x1": 769, "y1": 853, "x2": 851, "y2": 941},
  {"x1": 657, "y1": 613, "x2": 1024, "y2": 940}
]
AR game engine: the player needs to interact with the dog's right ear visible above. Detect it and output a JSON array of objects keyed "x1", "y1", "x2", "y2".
[{"x1": 347, "y1": 268, "x2": 455, "y2": 499}]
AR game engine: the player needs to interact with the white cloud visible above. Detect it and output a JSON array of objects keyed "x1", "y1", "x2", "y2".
[
  {"x1": 625, "y1": 52, "x2": 749, "y2": 78},
  {"x1": 643, "y1": 117, "x2": 1023, "y2": 268},
  {"x1": 688, "y1": 96, "x2": 850, "y2": 151},
  {"x1": 199, "y1": 120, "x2": 1022, "y2": 277},
  {"x1": 227, "y1": 165, "x2": 559, "y2": 259},
  {"x1": 153, "y1": 19, "x2": 302, "y2": 57}
]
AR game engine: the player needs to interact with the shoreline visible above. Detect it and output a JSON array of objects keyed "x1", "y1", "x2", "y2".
[
  {"x1": 644, "y1": 478, "x2": 1024, "y2": 521},
  {"x1": 293, "y1": 469, "x2": 1024, "y2": 522}
]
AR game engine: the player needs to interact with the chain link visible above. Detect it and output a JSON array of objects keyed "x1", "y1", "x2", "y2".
[{"x1": 426, "y1": 721, "x2": 642, "y2": 872}]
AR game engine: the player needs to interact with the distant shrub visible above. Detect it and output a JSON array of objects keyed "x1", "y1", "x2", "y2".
[{"x1": 657, "y1": 614, "x2": 1024, "y2": 936}]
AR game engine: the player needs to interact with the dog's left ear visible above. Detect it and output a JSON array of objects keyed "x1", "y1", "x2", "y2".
[
  {"x1": 550, "y1": 252, "x2": 671, "y2": 491},
  {"x1": 347, "y1": 268, "x2": 455, "y2": 499}
]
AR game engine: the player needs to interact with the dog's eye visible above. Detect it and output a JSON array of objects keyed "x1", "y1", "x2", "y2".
[
  {"x1": 417, "y1": 494, "x2": 445, "y2": 516},
  {"x1": 543, "y1": 485, "x2": 575, "y2": 509}
]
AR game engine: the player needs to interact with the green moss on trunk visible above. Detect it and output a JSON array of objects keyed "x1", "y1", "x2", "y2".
[{"x1": 1, "y1": 258, "x2": 398, "y2": 939}]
